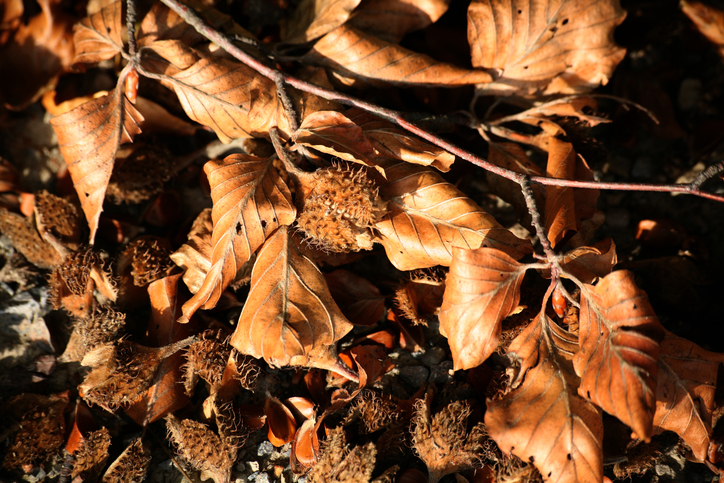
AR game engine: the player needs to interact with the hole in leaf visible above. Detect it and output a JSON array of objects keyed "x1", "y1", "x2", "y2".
[
  {"x1": 518, "y1": 9, "x2": 522, "y2": 14},
  {"x1": 236, "y1": 222, "x2": 242, "y2": 235},
  {"x1": 261, "y1": 220, "x2": 267, "y2": 228},
  {"x1": 562, "y1": 18, "x2": 569, "y2": 25}
]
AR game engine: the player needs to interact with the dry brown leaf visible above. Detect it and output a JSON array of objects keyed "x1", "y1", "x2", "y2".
[
  {"x1": 682, "y1": 1, "x2": 724, "y2": 60},
  {"x1": 291, "y1": 417, "x2": 320, "y2": 473},
  {"x1": 72, "y1": 0, "x2": 124, "y2": 65},
  {"x1": 136, "y1": 0, "x2": 254, "y2": 48},
  {"x1": 439, "y1": 247, "x2": 528, "y2": 371},
  {"x1": 574, "y1": 270, "x2": 664, "y2": 441},
  {"x1": 0, "y1": 0, "x2": 76, "y2": 109},
  {"x1": 486, "y1": 313, "x2": 604, "y2": 483},
  {"x1": 49, "y1": 78, "x2": 143, "y2": 243},
  {"x1": 170, "y1": 208, "x2": 213, "y2": 294},
  {"x1": 374, "y1": 160, "x2": 531, "y2": 270},
  {"x1": 294, "y1": 110, "x2": 378, "y2": 166},
  {"x1": 468, "y1": 0, "x2": 627, "y2": 96},
  {"x1": 230, "y1": 226, "x2": 355, "y2": 377},
  {"x1": 306, "y1": 25, "x2": 493, "y2": 87},
  {"x1": 557, "y1": 238, "x2": 617, "y2": 284},
  {"x1": 346, "y1": 108, "x2": 455, "y2": 171},
  {"x1": 266, "y1": 396, "x2": 298, "y2": 447},
  {"x1": 324, "y1": 269, "x2": 386, "y2": 326},
  {"x1": 653, "y1": 329, "x2": 724, "y2": 462},
  {"x1": 143, "y1": 40, "x2": 286, "y2": 142},
  {"x1": 349, "y1": 0, "x2": 451, "y2": 43},
  {"x1": 545, "y1": 138, "x2": 577, "y2": 248},
  {"x1": 180, "y1": 154, "x2": 296, "y2": 322},
  {"x1": 283, "y1": 0, "x2": 362, "y2": 44}
]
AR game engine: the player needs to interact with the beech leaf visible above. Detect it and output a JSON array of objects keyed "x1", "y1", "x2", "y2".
[
  {"x1": 180, "y1": 154, "x2": 296, "y2": 322},
  {"x1": 346, "y1": 108, "x2": 455, "y2": 171},
  {"x1": 468, "y1": 0, "x2": 627, "y2": 95},
  {"x1": 143, "y1": 40, "x2": 286, "y2": 141},
  {"x1": 72, "y1": 0, "x2": 124, "y2": 65},
  {"x1": 307, "y1": 25, "x2": 493, "y2": 87},
  {"x1": 557, "y1": 238, "x2": 617, "y2": 284},
  {"x1": 293, "y1": 110, "x2": 378, "y2": 165},
  {"x1": 682, "y1": 1, "x2": 724, "y2": 61},
  {"x1": 230, "y1": 226, "x2": 355, "y2": 376},
  {"x1": 545, "y1": 138, "x2": 578, "y2": 248},
  {"x1": 574, "y1": 270, "x2": 665, "y2": 441},
  {"x1": 439, "y1": 247, "x2": 528, "y2": 371},
  {"x1": 170, "y1": 208, "x2": 213, "y2": 294},
  {"x1": 374, "y1": 160, "x2": 531, "y2": 270},
  {"x1": 49, "y1": 79, "x2": 143, "y2": 243},
  {"x1": 348, "y1": 0, "x2": 451, "y2": 43},
  {"x1": 653, "y1": 329, "x2": 724, "y2": 461},
  {"x1": 486, "y1": 314, "x2": 604, "y2": 483},
  {"x1": 283, "y1": 0, "x2": 362, "y2": 44}
]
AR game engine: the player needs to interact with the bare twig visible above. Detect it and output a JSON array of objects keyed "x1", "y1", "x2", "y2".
[
  {"x1": 157, "y1": 0, "x2": 724, "y2": 204},
  {"x1": 126, "y1": 0, "x2": 137, "y2": 57}
]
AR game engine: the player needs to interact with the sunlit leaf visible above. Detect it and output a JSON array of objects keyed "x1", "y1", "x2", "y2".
[{"x1": 72, "y1": 0, "x2": 124, "y2": 65}]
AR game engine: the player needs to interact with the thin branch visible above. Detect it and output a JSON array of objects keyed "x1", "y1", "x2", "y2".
[
  {"x1": 157, "y1": 0, "x2": 724, "y2": 204},
  {"x1": 126, "y1": 0, "x2": 137, "y2": 57}
]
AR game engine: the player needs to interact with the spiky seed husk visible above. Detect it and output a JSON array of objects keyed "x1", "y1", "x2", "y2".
[
  {"x1": 63, "y1": 307, "x2": 127, "y2": 361},
  {"x1": 123, "y1": 237, "x2": 175, "y2": 286},
  {"x1": 183, "y1": 337, "x2": 231, "y2": 395},
  {"x1": 296, "y1": 164, "x2": 386, "y2": 253},
  {"x1": 215, "y1": 400, "x2": 249, "y2": 450},
  {"x1": 34, "y1": 190, "x2": 81, "y2": 246},
  {"x1": 72, "y1": 427, "x2": 111, "y2": 479},
  {"x1": 106, "y1": 145, "x2": 172, "y2": 204},
  {"x1": 165, "y1": 414, "x2": 234, "y2": 483},
  {"x1": 308, "y1": 426, "x2": 377, "y2": 483},
  {"x1": 102, "y1": 437, "x2": 151, "y2": 483}
]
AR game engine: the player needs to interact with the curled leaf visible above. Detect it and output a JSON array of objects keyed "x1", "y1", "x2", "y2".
[
  {"x1": 283, "y1": 0, "x2": 362, "y2": 43},
  {"x1": 439, "y1": 247, "x2": 529, "y2": 371},
  {"x1": 574, "y1": 270, "x2": 664, "y2": 440},
  {"x1": 72, "y1": 0, "x2": 124, "y2": 65}
]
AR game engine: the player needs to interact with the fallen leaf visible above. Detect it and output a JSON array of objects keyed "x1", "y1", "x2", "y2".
[
  {"x1": 682, "y1": 1, "x2": 724, "y2": 60},
  {"x1": 653, "y1": 329, "x2": 724, "y2": 461},
  {"x1": 468, "y1": 0, "x2": 627, "y2": 95},
  {"x1": 348, "y1": 0, "x2": 451, "y2": 43},
  {"x1": 170, "y1": 208, "x2": 213, "y2": 294},
  {"x1": 229, "y1": 226, "x2": 356, "y2": 377},
  {"x1": 307, "y1": 25, "x2": 493, "y2": 87},
  {"x1": 143, "y1": 40, "x2": 287, "y2": 141},
  {"x1": 180, "y1": 154, "x2": 296, "y2": 322},
  {"x1": 557, "y1": 238, "x2": 617, "y2": 284},
  {"x1": 486, "y1": 313, "x2": 604, "y2": 483},
  {"x1": 49, "y1": 76, "x2": 143, "y2": 243},
  {"x1": 266, "y1": 396, "x2": 298, "y2": 446},
  {"x1": 282, "y1": 0, "x2": 362, "y2": 44},
  {"x1": 574, "y1": 270, "x2": 664, "y2": 441},
  {"x1": 291, "y1": 417, "x2": 320, "y2": 473},
  {"x1": 294, "y1": 110, "x2": 378, "y2": 166},
  {"x1": 439, "y1": 247, "x2": 529, "y2": 371},
  {"x1": 72, "y1": 0, "x2": 124, "y2": 65},
  {"x1": 374, "y1": 160, "x2": 532, "y2": 270},
  {"x1": 346, "y1": 108, "x2": 456, "y2": 171},
  {"x1": 545, "y1": 138, "x2": 577, "y2": 248},
  {"x1": 324, "y1": 269, "x2": 386, "y2": 326}
]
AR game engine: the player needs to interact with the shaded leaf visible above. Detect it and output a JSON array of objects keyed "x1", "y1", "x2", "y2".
[
  {"x1": 374, "y1": 160, "x2": 531, "y2": 270},
  {"x1": 306, "y1": 25, "x2": 493, "y2": 87},
  {"x1": 346, "y1": 108, "x2": 455, "y2": 171},
  {"x1": 180, "y1": 154, "x2": 296, "y2": 322},
  {"x1": 294, "y1": 110, "x2": 378, "y2": 165},
  {"x1": 545, "y1": 138, "x2": 577, "y2": 248},
  {"x1": 283, "y1": 0, "x2": 362, "y2": 44},
  {"x1": 349, "y1": 0, "x2": 451, "y2": 43},
  {"x1": 439, "y1": 247, "x2": 528, "y2": 371},
  {"x1": 682, "y1": 1, "x2": 724, "y2": 60},
  {"x1": 574, "y1": 270, "x2": 664, "y2": 440},
  {"x1": 230, "y1": 226, "x2": 355, "y2": 376},
  {"x1": 72, "y1": 0, "x2": 124, "y2": 65},
  {"x1": 170, "y1": 208, "x2": 213, "y2": 294},
  {"x1": 486, "y1": 314, "x2": 604, "y2": 483},
  {"x1": 324, "y1": 269, "x2": 386, "y2": 326},
  {"x1": 557, "y1": 238, "x2": 617, "y2": 284},
  {"x1": 653, "y1": 329, "x2": 724, "y2": 461},
  {"x1": 266, "y1": 396, "x2": 298, "y2": 446},
  {"x1": 143, "y1": 40, "x2": 286, "y2": 142},
  {"x1": 49, "y1": 79, "x2": 143, "y2": 243},
  {"x1": 468, "y1": 0, "x2": 627, "y2": 95}
]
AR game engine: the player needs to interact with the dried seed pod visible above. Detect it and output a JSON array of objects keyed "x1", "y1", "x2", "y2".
[
  {"x1": 121, "y1": 236, "x2": 175, "y2": 287},
  {"x1": 0, "y1": 207, "x2": 62, "y2": 269},
  {"x1": 2, "y1": 393, "x2": 69, "y2": 469},
  {"x1": 80, "y1": 338, "x2": 194, "y2": 412},
  {"x1": 165, "y1": 413, "x2": 234, "y2": 483},
  {"x1": 344, "y1": 390, "x2": 399, "y2": 434},
  {"x1": 183, "y1": 336, "x2": 231, "y2": 395},
  {"x1": 72, "y1": 427, "x2": 111, "y2": 479},
  {"x1": 214, "y1": 400, "x2": 249, "y2": 450},
  {"x1": 412, "y1": 397, "x2": 491, "y2": 483},
  {"x1": 106, "y1": 145, "x2": 172, "y2": 204},
  {"x1": 296, "y1": 163, "x2": 386, "y2": 253},
  {"x1": 102, "y1": 437, "x2": 151, "y2": 483},
  {"x1": 33, "y1": 190, "x2": 81, "y2": 249},
  {"x1": 62, "y1": 307, "x2": 127, "y2": 361},
  {"x1": 307, "y1": 426, "x2": 377, "y2": 483}
]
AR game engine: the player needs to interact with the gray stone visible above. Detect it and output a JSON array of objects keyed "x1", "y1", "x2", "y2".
[{"x1": 257, "y1": 440, "x2": 274, "y2": 457}]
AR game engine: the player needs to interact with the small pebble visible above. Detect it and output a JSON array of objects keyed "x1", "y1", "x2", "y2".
[
  {"x1": 248, "y1": 461, "x2": 260, "y2": 472},
  {"x1": 257, "y1": 441, "x2": 274, "y2": 457},
  {"x1": 254, "y1": 472, "x2": 271, "y2": 483}
]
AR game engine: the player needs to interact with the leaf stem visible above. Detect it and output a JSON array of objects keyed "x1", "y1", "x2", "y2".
[
  {"x1": 158, "y1": 0, "x2": 724, "y2": 204},
  {"x1": 126, "y1": 0, "x2": 137, "y2": 57}
]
